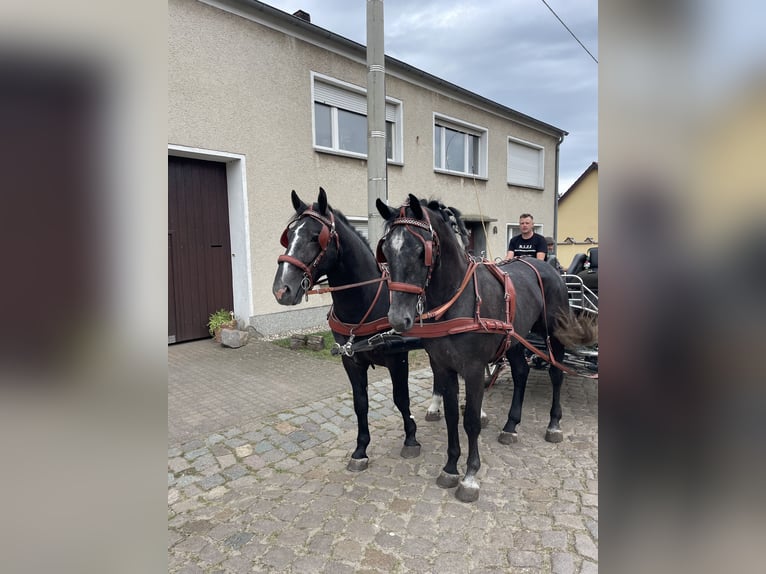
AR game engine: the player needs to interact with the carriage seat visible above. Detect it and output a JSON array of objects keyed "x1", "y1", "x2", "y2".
[{"x1": 566, "y1": 253, "x2": 587, "y2": 275}]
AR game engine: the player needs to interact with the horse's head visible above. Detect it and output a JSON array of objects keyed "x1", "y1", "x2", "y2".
[
  {"x1": 273, "y1": 187, "x2": 339, "y2": 305},
  {"x1": 375, "y1": 193, "x2": 440, "y2": 332}
]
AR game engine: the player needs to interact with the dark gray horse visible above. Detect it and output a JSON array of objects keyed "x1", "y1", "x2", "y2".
[
  {"x1": 376, "y1": 194, "x2": 597, "y2": 502},
  {"x1": 272, "y1": 188, "x2": 422, "y2": 472}
]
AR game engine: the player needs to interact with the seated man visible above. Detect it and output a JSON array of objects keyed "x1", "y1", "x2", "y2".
[{"x1": 506, "y1": 213, "x2": 547, "y2": 260}]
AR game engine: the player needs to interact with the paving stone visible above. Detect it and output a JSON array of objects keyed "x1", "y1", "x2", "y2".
[
  {"x1": 552, "y1": 552, "x2": 576, "y2": 574},
  {"x1": 169, "y1": 342, "x2": 598, "y2": 574},
  {"x1": 574, "y1": 532, "x2": 598, "y2": 561},
  {"x1": 198, "y1": 474, "x2": 225, "y2": 490},
  {"x1": 223, "y1": 531, "x2": 253, "y2": 549},
  {"x1": 169, "y1": 457, "x2": 191, "y2": 473},
  {"x1": 259, "y1": 546, "x2": 297, "y2": 571},
  {"x1": 183, "y1": 447, "x2": 209, "y2": 461},
  {"x1": 542, "y1": 530, "x2": 569, "y2": 549},
  {"x1": 206, "y1": 433, "x2": 226, "y2": 445}
]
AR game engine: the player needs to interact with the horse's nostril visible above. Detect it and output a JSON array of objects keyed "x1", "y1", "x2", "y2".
[{"x1": 275, "y1": 286, "x2": 289, "y2": 300}]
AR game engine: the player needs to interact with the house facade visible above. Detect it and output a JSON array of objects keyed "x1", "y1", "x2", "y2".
[
  {"x1": 168, "y1": 0, "x2": 567, "y2": 342},
  {"x1": 556, "y1": 162, "x2": 598, "y2": 269}
]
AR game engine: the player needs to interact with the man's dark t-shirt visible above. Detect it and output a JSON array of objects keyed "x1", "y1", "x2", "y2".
[{"x1": 509, "y1": 233, "x2": 547, "y2": 259}]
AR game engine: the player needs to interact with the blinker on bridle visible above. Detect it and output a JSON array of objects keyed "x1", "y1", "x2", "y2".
[{"x1": 278, "y1": 209, "x2": 339, "y2": 298}]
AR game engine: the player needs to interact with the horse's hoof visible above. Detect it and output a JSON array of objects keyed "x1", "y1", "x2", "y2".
[
  {"x1": 456, "y1": 479, "x2": 480, "y2": 503},
  {"x1": 545, "y1": 429, "x2": 564, "y2": 443},
  {"x1": 498, "y1": 431, "x2": 518, "y2": 445},
  {"x1": 400, "y1": 444, "x2": 421, "y2": 459},
  {"x1": 425, "y1": 410, "x2": 441, "y2": 422},
  {"x1": 436, "y1": 470, "x2": 460, "y2": 489},
  {"x1": 480, "y1": 414, "x2": 489, "y2": 429},
  {"x1": 346, "y1": 457, "x2": 369, "y2": 472}
]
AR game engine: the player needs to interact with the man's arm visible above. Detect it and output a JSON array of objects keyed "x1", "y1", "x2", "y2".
[
  {"x1": 506, "y1": 250, "x2": 515, "y2": 259},
  {"x1": 535, "y1": 235, "x2": 546, "y2": 260}
]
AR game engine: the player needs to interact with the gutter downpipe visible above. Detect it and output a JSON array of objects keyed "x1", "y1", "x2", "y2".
[{"x1": 553, "y1": 135, "x2": 564, "y2": 257}]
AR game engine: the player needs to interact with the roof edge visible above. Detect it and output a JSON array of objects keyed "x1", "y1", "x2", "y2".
[
  {"x1": 208, "y1": 0, "x2": 568, "y2": 138},
  {"x1": 559, "y1": 161, "x2": 598, "y2": 203}
]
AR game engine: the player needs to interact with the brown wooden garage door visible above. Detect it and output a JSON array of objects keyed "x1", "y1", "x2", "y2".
[{"x1": 168, "y1": 156, "x2": 233, "y2": 343}]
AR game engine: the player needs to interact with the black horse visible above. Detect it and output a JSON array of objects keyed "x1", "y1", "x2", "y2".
[
  {"x1": 376, "y1": 194, "x2": 597, "y2": 502},
  {"x1": 272, "y1": 188, "x2": 422, "y2": 472}
]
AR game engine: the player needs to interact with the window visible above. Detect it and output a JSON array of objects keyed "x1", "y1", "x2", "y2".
[
  {"x1": 433, "y1": 114, "x2": 487, "y2": 177},
  {"x1": 345, "y1": 216, "x2": 368, "y2": 241},
  {"x1": 312, "y1": 73, "x2": 402, "y2": 162},
  {"x1": 507, "y1": 137, "x2": 544, "y2": 188}
]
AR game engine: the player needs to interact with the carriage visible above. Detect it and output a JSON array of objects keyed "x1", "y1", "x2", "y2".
[{"x1": 520, "y1": 246, "x2": 599, "y2": 369}]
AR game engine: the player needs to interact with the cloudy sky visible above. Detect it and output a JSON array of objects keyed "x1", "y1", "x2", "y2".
[{"x1": 261, "y1": 0, "x2": 598, "y2": 194}]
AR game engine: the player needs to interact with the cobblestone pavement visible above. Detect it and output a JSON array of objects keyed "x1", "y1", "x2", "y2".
[{"x1": 169, "y1": 339, "x2": 598, "y2": 573}]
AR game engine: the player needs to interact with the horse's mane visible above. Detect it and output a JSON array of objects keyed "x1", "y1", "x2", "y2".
[
  {"x1": 315, "y1": 203, "x2": 374, "y2": 254},
  {"x1": 423, "y1": 199, "x2": 470, "y2": 250}
]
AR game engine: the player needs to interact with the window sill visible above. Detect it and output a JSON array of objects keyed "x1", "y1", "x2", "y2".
[
  {"x1": 507, "y1": 182, "x2": 544, "y2": 191},
  {"x1": 314, "y1": 146, "x2": 401, "y2": 165},
  {"x1": 434, "y1": 168, "x2": 488, "y2": 181}
]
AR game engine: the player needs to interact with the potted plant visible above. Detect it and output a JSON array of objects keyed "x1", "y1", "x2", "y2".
[{"x1": 207, "y1": 309, "x2": 237, "y2": 343}]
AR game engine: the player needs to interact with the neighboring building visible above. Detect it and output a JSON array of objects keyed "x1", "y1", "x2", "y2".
[
  {"x1": 556, "y1": 162, "x2": 598, "y2": 269},
  {"x1": 168, "y1": 0, "x2": 567, "y2": 342}
]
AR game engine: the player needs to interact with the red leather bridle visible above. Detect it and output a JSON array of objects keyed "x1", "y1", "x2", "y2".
[
  {"x1": 278, "y1": 209, "x2": 340, "y2": 292},
  {"x1": 376, "y1": 205, "x2": 439, "y2": 302}
]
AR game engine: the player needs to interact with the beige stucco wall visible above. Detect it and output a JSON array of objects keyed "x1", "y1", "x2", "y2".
[
  {"x1": 169, "y1": 0, "x2": 562, "y2": 332},
  {"x1": 556, "y1": 166, "x2": 598, "y2": 269}
]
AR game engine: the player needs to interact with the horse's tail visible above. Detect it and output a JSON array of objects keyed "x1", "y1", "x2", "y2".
[{"x1": 553, "y1": 310, "x2": 598, "y2": 349}]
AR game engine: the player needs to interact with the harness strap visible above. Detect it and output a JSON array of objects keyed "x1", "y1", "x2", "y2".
[
  {"x1": 327, "y1": 313, "x2": 392, "y2": 337},
  {"x1": 418, "y1": 260, "x2": 478, "y2": 321},
  {"x1": 306, "y1": 275, "x2": 386, "y2": 296},
  {"x1": 387, "y1": 281, "x2": 425, "y2": 295}
]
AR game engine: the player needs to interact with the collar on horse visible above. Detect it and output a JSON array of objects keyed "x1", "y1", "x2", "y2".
[{"x1": 278, "y1": 209, "x2": 340, "y2": 293}]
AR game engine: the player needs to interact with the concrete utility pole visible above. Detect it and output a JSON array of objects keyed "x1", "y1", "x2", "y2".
[{"x1": 366, "y1": 0, "x2": 387, "y2": 246}]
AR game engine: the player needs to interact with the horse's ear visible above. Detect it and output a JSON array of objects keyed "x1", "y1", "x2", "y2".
[
  {"x1": 376, "y1": 198, "x2": 395, "y2": 220},
  {"x1": 317, "y1": 187, "x2": 328, "y2": 215},
  {"x1": 291, "y1": 190, "x2": 308, "y2": 213},
  {"x1": 408, "y1": 194, "x2": 424, "y2": 220}
]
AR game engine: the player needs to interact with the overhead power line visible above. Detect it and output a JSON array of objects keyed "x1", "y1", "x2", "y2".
[{"x1": 539, "y1": 0, "x2": 598, "y2": 64}]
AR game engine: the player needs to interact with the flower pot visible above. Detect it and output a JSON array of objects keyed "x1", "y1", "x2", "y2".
[{"x1": 214, "y1": 320, "x2": 238, "y2": 343}]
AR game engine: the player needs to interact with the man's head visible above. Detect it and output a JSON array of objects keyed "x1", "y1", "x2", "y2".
[
  {"x1": 518, "y1": 213, "x2": 534, "y2": 236},
  {"x1": 545, "y1": 236, "x2": 555, "y2": 253}
]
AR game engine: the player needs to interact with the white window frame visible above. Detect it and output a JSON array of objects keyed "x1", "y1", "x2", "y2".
[
  {"x1": 507, "y1": 136, "x2": 545, "y2": 189},
  {"x1": 311, "y1": 72, "x2": 403, "y2": 164},
  {"x1": 433, "y1": 113, "x2": 488, "y2": 179},
  {"x1": 344, "y1": 216, "x2": 369, "y2": 241}
]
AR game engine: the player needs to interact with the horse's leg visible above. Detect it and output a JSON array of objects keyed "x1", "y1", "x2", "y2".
[
  {"x1": 387, "y1": 352, "x2": 421, "y2": 458},
  {"x1": 459, "y1": 373, "x2": 489, "y2": 428},
  {"x1": 433, "y1": 365, "x2": 461, "y2": 489},
  {"x1": 342, "y1": 355, "x2": 371, "y2": 471},
  {"x1": 498, "y1": 343, "x2": 529, "y2": 444},
  {"x1": 545, "y1": 337, "x2": 566, "y2": 443},
  {"x1": 426, "y1": 382, "x2": 442, "y2": 421},
  {"x1": 456, "y1": 364, "x2": 485, "y2": 503}
]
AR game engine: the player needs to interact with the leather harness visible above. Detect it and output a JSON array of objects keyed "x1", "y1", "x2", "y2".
[{"x1": 278, "y1": 207, "x2": 584, "y2": 375}]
